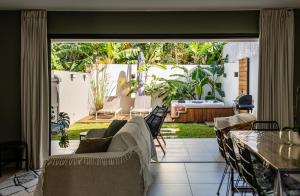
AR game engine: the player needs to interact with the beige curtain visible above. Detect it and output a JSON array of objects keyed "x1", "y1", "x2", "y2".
[
  {"x1": 258, "y1": 9, "x2": 294, "y2": 128},
  {"x1": 21, "y1": 10, "x2": 49, "y2": 169}
]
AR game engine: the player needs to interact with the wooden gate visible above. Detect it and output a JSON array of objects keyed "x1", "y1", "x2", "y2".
[{"x1": 239, "y1": 58, "x2": 249, "y2": 95}]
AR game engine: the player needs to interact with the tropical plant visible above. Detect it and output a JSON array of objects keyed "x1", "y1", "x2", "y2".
[
  {"x1": 191, "y1": 66, "x2": 209, "y2": 100},
  {"x1": 189, "y1": 42, "x2": 226, "y2": 65},
  {"x1": 51, "y1": 43, "x2": 104, "y2": 72},
  {"x1": 51, "y1": 42, "x2": 226, "y2": 72},
  {"x1": 150, "y1": 65, "x2": 195, "y2": 106},
  {"x1": 50, "y1": 109, "x2": 70, "y2": 148},
  {"x1": 203, "y1": 64, "x2": 225, "y2": 100},
  {"x1": 57, "y1": 112, "x2": 70, "y2": 148},
  {"x1": 51, "y1": 41, "x2": 227, "y2": 106},
  {"x1": 89, "y1": 63, "x2": 109, "y2": 112},
  {"x1": 155, "y1": 78, "x2": 194, "y2": 106},
  {"x1": 135, "y1": 43, "x2": 166, "y2": 95}
]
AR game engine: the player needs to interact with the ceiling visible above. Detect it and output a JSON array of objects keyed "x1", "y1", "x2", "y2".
[{"x1": 1, "y1": 0, "x2": 300, "y2": 11}]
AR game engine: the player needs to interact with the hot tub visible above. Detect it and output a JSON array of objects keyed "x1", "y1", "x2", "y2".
[{"x1": 171, "y1": 100, "x2": 234, "y2": 122}]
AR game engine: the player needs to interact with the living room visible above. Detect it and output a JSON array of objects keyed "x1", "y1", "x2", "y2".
[{"x1": 1, "y1": 1, "x2": 300, "y2": 196}]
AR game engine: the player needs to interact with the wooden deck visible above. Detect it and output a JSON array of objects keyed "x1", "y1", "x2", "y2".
[
  {"x1": 172, "y1": 107, "x2": 235, "y2": 123},
  {"x1": 79, "y1": 113, "x2": 175, "y2": 123}
]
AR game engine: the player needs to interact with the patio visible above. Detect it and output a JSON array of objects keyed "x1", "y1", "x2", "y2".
[
  {"x1": 51, "y1": 138, "x2": 227, "y2": 196},
  {"x1": 79, "y1": 113, "x2": 180, "y2": 123}
]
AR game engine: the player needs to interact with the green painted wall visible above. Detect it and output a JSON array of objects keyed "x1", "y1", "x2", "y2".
[
  {"x1": 0, "y1": 11, "x2": 21, "y2": 142},
  {"x1": 48, "y1": 11, "x2": 259, "y2": 35}
]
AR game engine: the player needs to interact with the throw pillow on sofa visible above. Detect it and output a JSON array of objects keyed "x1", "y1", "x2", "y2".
[
  {"x1": 75, "y1": 137, "x2": 112, "y2": 154},
  {"x1": 104, "y1": 120, "x2": 127, "y2": 137}
]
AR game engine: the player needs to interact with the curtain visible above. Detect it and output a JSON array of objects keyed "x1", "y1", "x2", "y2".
[
  {"x1": 258, "y1": 9, "x2": 294, "y2": 128},
  {"x1": 21, "y1": 10, "x2": 49, "y2": 169}
]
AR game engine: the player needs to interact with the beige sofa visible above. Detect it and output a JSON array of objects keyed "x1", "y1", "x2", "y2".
[{"x1": 35, "y1": 117, "x2": 156, "y2": 196}]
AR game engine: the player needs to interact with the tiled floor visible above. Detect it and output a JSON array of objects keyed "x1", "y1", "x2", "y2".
[
  {"x1": 50, "y1": 139, "x2": 229, "y2": 196},
  {"x1": 147, "y1": 163, "x2": 229, "y2": 196},
  {"x1": 51, "y1": 138, "x2": 224, "y2": 163},
  {"x1": 51, "y1": 140, "x2": 79, "y2": 155},
  {"x1": 155, "y1": 139, "x2": 223, "y2": 162}
]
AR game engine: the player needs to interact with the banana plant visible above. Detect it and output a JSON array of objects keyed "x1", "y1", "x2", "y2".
[
  {"x1": 153, "y1": 76, "x2": 195, "y2": 106},
  {"x1": 191, "y1": 66, "x2": 209, "y2": 100},
  {"x1": 203, "y1": 57, "x2": 227, "y2": 100}
]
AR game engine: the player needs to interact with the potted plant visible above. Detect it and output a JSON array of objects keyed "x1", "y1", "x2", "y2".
[{"x1": 51, "y1": 107, "x2": 70, "y2": 148}]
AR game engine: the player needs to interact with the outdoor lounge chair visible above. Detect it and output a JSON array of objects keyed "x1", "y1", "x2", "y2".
[
  {"x1": 130, "y1": 96, "x2": 152, "y2": 118},
  {"x1": 96, "y1": 97, "x2": 122, "y2": 120}
]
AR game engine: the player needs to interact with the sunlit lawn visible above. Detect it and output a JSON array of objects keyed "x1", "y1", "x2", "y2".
[
  {"x1": 162, "y1": 123, "x2": 215, "y2": 138},
  {"x1": 51, "y1": 122, "x2": 215, "y2": 140}
]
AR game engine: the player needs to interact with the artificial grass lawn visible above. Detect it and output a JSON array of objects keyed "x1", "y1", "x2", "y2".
[
  {"x1": 162, "y1": 123, "x2": 215, "y2": 138},
  {"x1": 51, "y1": 122, "x2": 110, "y2": 140},
  {"x1": 51, "y1": 122, "x2": 215, "y2": 140}
]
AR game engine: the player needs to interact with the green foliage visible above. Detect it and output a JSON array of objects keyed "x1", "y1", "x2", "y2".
[
  {"x1": 51, "y1": 43, "x2": 102, "y2": 72},
  {"x1": 51, "y1": 112, "x2": 70, "y2": 148},
  {"x1": 204, "y1": 63, "x2": 227, "y2": 100},
  {"x1": 156, "y1": 78, "x2": 195, "y2": 106},
  {"x1": 153, "y1": 62, "x2": 226, "y2": 106},
  {"x1": 191, "y1": 66, "x2": 209, "y2": 99},
  {"x1": 51, "y1": 41, "x2": 226, "y2": 106},
  {"x1": 51, "y1": 42, "x2": 226, "y2": 72}
]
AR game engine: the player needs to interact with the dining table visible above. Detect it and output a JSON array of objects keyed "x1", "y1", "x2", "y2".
[{"x1": 230, "y1": 130, "x2": 300, "y2": 196}]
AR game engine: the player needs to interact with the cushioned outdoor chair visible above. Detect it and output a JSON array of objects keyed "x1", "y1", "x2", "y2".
[
  {"x1": 130, "y1": 96, "x2": 152, "y2": 118},
  {"x1": 96, "y1": 97, "x2": 122, "y2": 120}
]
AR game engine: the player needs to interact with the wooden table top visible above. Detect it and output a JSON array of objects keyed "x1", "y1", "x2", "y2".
[{"x1": 231, "y1": 131, "x2": 300, "y2": 172}]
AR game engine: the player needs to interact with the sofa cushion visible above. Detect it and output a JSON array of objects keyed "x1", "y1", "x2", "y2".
[
  {"x1": 104, "y1": 120, "x2": 127, "y2": 137},
  {"x1": 75, "y1": 137, "x2": 112, "y2": 154},
  {"x1": 107, "y1": 117, "x2": 157, "y2": 192}
]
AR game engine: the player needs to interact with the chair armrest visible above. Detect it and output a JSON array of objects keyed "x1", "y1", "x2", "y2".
[
  {"x1": 86, "y1": 128, "x2": 106, "y2": 139},
  {"x1": 40, "y1": 151, "x2": 144, "y2": 196}
]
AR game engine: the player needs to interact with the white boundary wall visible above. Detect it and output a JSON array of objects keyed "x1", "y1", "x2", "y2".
[
  {"x1": 51, "y1": 71, "x2": 91, "y2": 124},
  {"x1": 222, "y1": 42, "x2": 259, "y2": 111}
]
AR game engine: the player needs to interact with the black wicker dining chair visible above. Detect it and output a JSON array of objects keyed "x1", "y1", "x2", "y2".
[
  {"x1": 236, "y1": 142, "x2": 275, "y2": 196},
  {"x1": 223, "y1": 134, "x2": 255, "y2": 195},
  {"x1": 145, "y1": 106, "x2": 168, "y2": 154},
  {"x1": 215, "y1": 129, "x2": 230, "y2": 195},
  {"x1": 251, "y1": 121, "x2": 280, "y2": 131}
]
